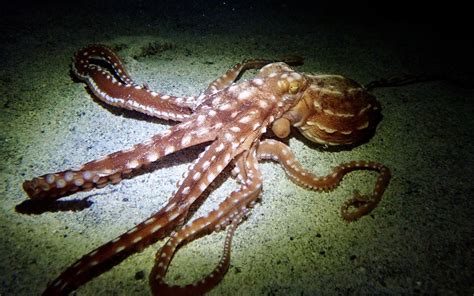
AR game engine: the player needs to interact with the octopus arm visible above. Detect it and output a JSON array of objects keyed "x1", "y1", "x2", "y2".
[
  {"x1": 73, "y1": 45, "x2": 194, "y2": 121},
  {"x1": 204, "y1": 56, "x2": 303, "y2": 95},
  {"x1": 41, "y1": 131, "x2": 246, "y2": 295},
  {"x1": 42, "y1": 206, "x2": 185, "y2": 295},
  {"x1": 23, "y1": 119, "x2": 218, "y2": 200},
  {"x1": 150, "y1": 150, "x2": 262, "y2": 295},
  {"x1": 257, "y1": 139, "x2": 391, "y2": 221},
  {"x1": 41, "y1": 143, "x2": 261, "y2": 295}
]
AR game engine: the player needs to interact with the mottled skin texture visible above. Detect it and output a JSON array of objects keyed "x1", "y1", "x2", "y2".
[{"x1": 22, "y1": 45, "x2": 390, "y2": 295}]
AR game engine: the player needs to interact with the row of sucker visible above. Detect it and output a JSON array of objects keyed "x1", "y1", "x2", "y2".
[
  {"x1": 41, "y1": 134, "x2": 247, "y2": 294},
  {"x1": 150, "y1": 150, "x2": 262, "y2": 295},
  {"x1": 72, "y1": 45, "x2": 194, "y2": 121},
  {"x1": 256, "y1": 139, "x2": 391, "y2": 221},
  {"x1": 23, "y1": 120, "x2": 218, "y2": 200}
]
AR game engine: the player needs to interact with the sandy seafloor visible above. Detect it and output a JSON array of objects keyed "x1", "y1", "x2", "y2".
[{"x1": 1, "y1": 1, "x2": 473, "y2": 295}]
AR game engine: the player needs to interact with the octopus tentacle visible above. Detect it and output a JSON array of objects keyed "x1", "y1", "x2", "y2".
[
  {"x1": 257, "y1": 139, "x2": 391, "y2": 220},
  {"x1": 204, "y1": 56, "x2": 304, "y2": 95},
  {"x1": 73, "y1": 45, "x2": 134, "y2": 84},
  {"x1": 163, "y1": 137, "x2": 244, "y2": 214},
  {"x1": 339, "y1": 164, "x2": 390, "y2": 221},
  {"x1": 151, "y1": 211, "x2": 245, "y2": 296},
  {"x1": 23, "y1": 117, "x2": 220, "y2": 200},
  {"x1": 73, "y1": 45, "x2": 195, "y2": 120},
  {"x1": 42, "y1": 135, "x2": 253, "y2": 295},
  {"x1": 150, "y1": 150, "x2": 262, "y2": 295},
  {"x1": 43, "y1": 206, "x2": 184, "y2": 295}
]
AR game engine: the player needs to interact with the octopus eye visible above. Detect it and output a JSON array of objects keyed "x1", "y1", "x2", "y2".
[{"x1": 289, "y1": 81, "x2": 300, "y2": 94}]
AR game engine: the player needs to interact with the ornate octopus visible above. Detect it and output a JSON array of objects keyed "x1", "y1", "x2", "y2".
[{"x1": 22, "y1": 45, "x2": 390, "y2": 295}]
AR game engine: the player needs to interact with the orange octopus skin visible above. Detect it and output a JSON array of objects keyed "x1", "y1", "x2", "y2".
[{"x1": 22, "y1": 45, "x2": 390, "y2": 295}]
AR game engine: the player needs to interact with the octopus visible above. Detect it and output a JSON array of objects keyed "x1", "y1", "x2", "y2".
[{"x1": 22, "y1": 44, "x2": 391, "y2": 295}]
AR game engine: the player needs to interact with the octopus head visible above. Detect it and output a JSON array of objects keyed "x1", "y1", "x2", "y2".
[{"x1": 272, "y1": 74, "x2": 382, "y2": 146}]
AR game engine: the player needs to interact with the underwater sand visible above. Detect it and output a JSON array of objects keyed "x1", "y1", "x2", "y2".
[{"x1": 1, "y1": 1, "x2": 473, "y2": 295}]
